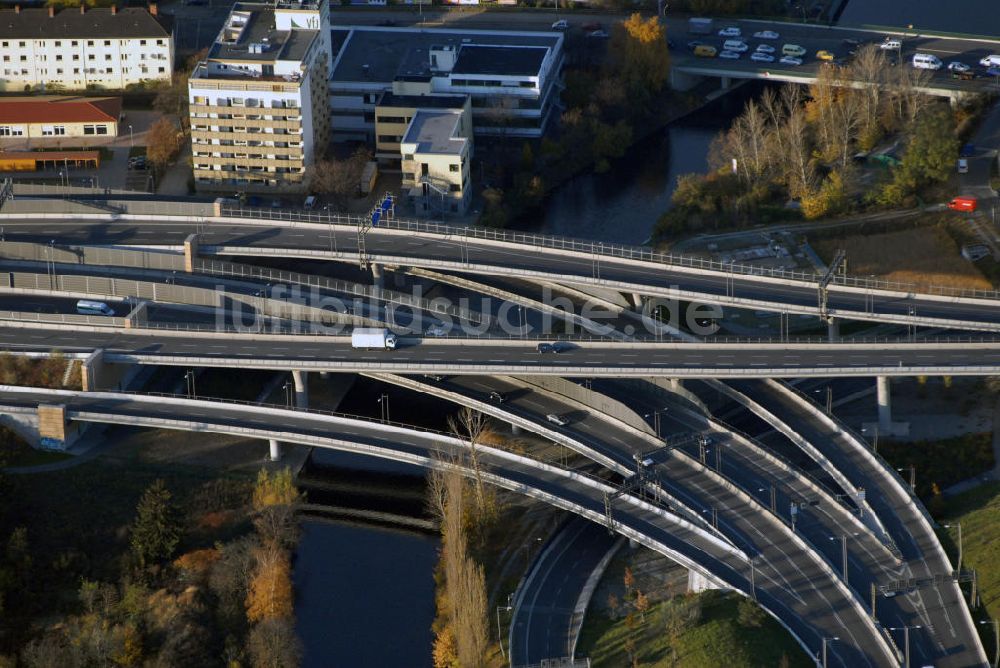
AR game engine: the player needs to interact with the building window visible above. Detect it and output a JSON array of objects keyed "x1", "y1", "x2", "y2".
[
  {"x1": 158, "y1": 67, "x2": 165, "y2": 73},
  {"x1": 87, "y1": 40, "x2": 94, "y2": 46},
  {"x1": 72, "y1": 41, "x2": 78, "y2": 46},
  {"x1": 377, "y1": 115, "x2": 405, "y2": 124},
  {"x1": 449, "y1": 164, "x2": 459, "y2": 172},
  {"x1": 56, "y1": 55, "x2": 62, "y2": 61},
  {"x1": 105, "y1": 54, "x2": 112, "y2": 61},
  {"x1": 0, "y1": 126, "x2": 24, "y2": 136},
  {"x1": 54, "y1": 40, "x2": 61, "y2": 47},
  {"x1": 84, "y1": 125, "x2": 96, "y2": 135},
  {"x1": 140, "y1": 40, "x2": 147, "y2": 45},
  {"x1": 19, "y1": 56, "x2": 26, "y2": 62},
  {"x1": 157, "y1": 39, "x2": 164, "y2": 46},
  {"x1": 103, "y1": 40, "x2": 111, "y2": 46}
]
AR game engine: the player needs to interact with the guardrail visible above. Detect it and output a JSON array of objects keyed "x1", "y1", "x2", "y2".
[
  {"x1": 209, "y1": 204, "x2": 1000, "y2": 301},
  {"x1": 0, "y1": 241, "x2": 493, "y2": 327}
]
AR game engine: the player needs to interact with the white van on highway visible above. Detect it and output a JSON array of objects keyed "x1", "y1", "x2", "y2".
[
  {"x1": 76, "y1": 300, "x2": 114, "y2": 316},
  {"x1": 912, "y1": 53, "x2": 942, "y2": 70}
]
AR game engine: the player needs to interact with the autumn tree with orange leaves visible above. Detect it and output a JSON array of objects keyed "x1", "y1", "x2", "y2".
[{"x1": 608, "y1": 14, "x2": 670, "y2": 110}]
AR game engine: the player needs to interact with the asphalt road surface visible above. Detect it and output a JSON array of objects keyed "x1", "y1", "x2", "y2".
[{"x1": 4, "y1": 219, "x2": 1000, "y2": 331}]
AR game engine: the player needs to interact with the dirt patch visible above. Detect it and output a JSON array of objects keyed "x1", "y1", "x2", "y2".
[{"x1": 812, "y1": 224, "x2": 992, "y2": 291}]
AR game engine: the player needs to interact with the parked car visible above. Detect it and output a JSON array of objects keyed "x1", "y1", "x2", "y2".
[
  {"x1": 723, "y1": 39, "x2": 749, "y2": 53},
  {"x1": 782, "y1": 44, "x2": 806, "y2": 57},
  {"x1": 687, "y1": 40, "x2": 705, "y2": 51},
  {"x1": 816, "y1": 49, "x2": 836, "y2": 61},
  {"x1": 587, "y1": 30, "x2": 608, "y2": 38},
  {"x1": 551, "y1": 19, "x2": 569, "y2": 30},
  {"x1": 880, "y1": 38, "x2": 901, "y2": 50},
  {"x1": 128, "y1": 156, "x2": 147, "y2": 169},
  {"x1": 780, "y1": 55, "x2": 804, "y2": 66},
  {"x1": 948, "y1": 61, "x2": 971, "y2": 73},
  {"x1": 755, "y1": 43, "x2": 776, "y2": 54},
  {"x1": 958, "y1": 158, "x2": 969, "y2": 174},
  {"x1": 488, "y1": 391, "x2": 507, "y2": 403},
  {"x1": 753, "y1": 29, "x2": 779, "y2": 40},
  {"x1": 718, "y1": 26, "x2": 741, "y2": 37},
  {"x1": 536, "y1": 343, "x2": 555, "y2": 354},
  {"x1": 719, "y1": 50, "x2": 741, "y2": 60},
  {"x1": 751, "y1": 52, "x2": 775, "y2": 63}
]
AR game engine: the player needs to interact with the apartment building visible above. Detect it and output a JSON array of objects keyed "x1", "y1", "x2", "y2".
[
  {"x1": 0, "y1": 5, "x2": 173, "y2": 92},
  {"x1": 329, "y1": 27, "x2": 563, "y2": 142},
  {"x1": 400, "y1": 109, "x2": 472, "y2": 216},
  {"x1": 188, "y1": 0, "x2": 332, "y2": 193}
]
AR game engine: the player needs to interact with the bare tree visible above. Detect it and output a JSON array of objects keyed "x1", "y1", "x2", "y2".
[
  {"x1": 850, "y1": 45, "x2": 888, "y2": 142},
  {"x1": 447, "y1": 407, "x2": 491, "y2": 518},
  {"x1": 781, "y1": 105, "x2": 815, "y2": 198}
]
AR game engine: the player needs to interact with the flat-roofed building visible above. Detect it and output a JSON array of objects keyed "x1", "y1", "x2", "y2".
[
  {"x1": 0, "y1": 4, "x2": 173, "y2": 92},
  {"x1": 374, "y1": 91, "x2": 469, "y2": 169},
  {"x1": 329, "y1": 26, "x2": 563, "y2": 141},
  {"x1": 400, "y1": 108, "x2": 472, "y2": 216},
  {"x1": 188, "y1": 0, "x2": 332, "y2": 194},
  {"x1": 0, "y1": 96, "x2": 121, "y2": 141}
]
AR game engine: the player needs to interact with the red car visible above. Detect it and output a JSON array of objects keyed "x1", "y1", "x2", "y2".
[{"x1": 947, "y1": 196, "x2": 978, "y2": 212}]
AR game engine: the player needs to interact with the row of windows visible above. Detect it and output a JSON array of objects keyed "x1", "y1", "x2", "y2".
[
  {"x1": 83, "y1": 124, "x2": 110, "y2": 135},
  {"x1": 3, "y1": 67, "x2": 164, "y2": 76},
  {"x1": 191, "y1": 97, "x2": 299, "y2": 109},
  {"x1": 3, "y1": 54, "x2": 166, "y2": 67},
  {"x1": 0, "y1": 39, "x2": 167, "y2": 48},
  {"x1": 0, "y1": 126, "x2": 24, "y2": 136},
  {"x1": 449, "y1": 78, "x2": 535, "y2": 89}
]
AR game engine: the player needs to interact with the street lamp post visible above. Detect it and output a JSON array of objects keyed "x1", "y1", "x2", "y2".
[
  {"x1": 185, "y1": 369, "x2": 196, "y2": 398},
  {"x1": 821, "y1": 636, "x2": 839, "y2": 668},
  {"x1": 943, "y1": 522, "x2": 963, "y2": 573},
  {"x1": 897, "y1": 466, "x2": 916, "y2": 493},
  {"x1": 888, "y1": 626, "x2": 921, "y2": 668},
  {"x1": 642, "y1": 407, "x2": 668, "y2": 438},
  {"x1": 862, "y1": 424, "x2": 879, "y2": 455},
  {"x1": 378, "y1": 393, "x2": 390, "y2": 422},
  {"x1": 980, "y1": 620, "x2": 1000, "y2": 668},
  {"x1": 283, "y1": 380, "x2": 293, "y2": 409},
  {"x1": 758, "y1": 485, "x2": 777, "y2": 514},
  {"x1": 496, "y1": 594, "x2": 513, "y2": 661},
  {"x1": 128, "y1": 124, "x2": 134, "y2": 149}
]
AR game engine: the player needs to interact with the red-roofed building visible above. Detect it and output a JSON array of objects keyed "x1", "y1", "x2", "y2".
[{"x1": 0, "y1": 96, "x2": 121, "y2": 140}]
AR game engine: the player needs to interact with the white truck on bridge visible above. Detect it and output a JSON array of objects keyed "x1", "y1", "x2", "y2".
[{"x1": 351, "y1": 327, "x2": 398, "y2": 350}]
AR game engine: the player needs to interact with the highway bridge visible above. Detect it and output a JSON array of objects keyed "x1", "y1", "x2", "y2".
[
  {"x1": 661, "y1": 18, "x2": 1000, "y2": 100},
  {"x1": 3, "y1": 211, "x2": 1000, "y2": 332},
  {"x1": 0, "y1": 197, "x2": 992, "y2": 666},
  {"x1": 4, "y1": 324, "x2": 1000, "y2": 378},
  {"x1": 0, "y1": 385, "x2": 901, "y2": 668}
]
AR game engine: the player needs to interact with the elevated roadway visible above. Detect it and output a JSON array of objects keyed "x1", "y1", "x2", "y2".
[
  {"x1": 3, "y1": 216, "x2": 1000, "y2": 331},
  {"x1": 4, "y1": 323, "x2": 1000, "y2": 377},
  {"x1": 370, "y1": 372, "x2": 979, "y2": 667},
  {"x1": 0, "y1": 385, "x2": 898, "y2": 667}
]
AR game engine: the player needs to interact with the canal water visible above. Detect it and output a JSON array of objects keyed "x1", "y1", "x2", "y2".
[
  {"x1": 293, "y1": 85, "x2": 768, "y2": 666},
  {"x1": 531, "y1": 81, "x2": 773, "y2": 245}
]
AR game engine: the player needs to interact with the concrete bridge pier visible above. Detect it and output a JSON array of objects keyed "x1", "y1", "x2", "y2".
[
  {"x1": 269, "y1": 438, "x2": 282, "y2": 462},
  {"x1": 687, "y1": 570, "x2": 724, "y2": 593},
  {"x1": 630, "y1": 293, "x2": 644, "y2": 310},
  {"x1": 371, "y1": 263, "x2": 385, "y2": 291},
  {"x1": 876, "y1": 376, "x2": 891, "y2": 431},
  {"x1": 827, "y1": 318, "x2": 840, "y2": 342},
  {"x1": 81, "y1": 349, "x2": 139, "y2": 392},
  {"x1": 292, "y1": 370, "x2": 309, "y2": 409},
  {"x1": 720, "y1": 76, "x2": 733, "y2": 90},
  {"x1": 511, "y1": 423, "x2": 522, "y2": 435},
  {"x1": 183, "y1": 234, "x2": 199, "y2": 273}
]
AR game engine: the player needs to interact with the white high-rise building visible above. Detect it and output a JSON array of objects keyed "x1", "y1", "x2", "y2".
[
  {"x1": 188, "y1": 0, "x2": 331, "y2": 194},
  {"x1": 0, "y1": 4, "x2": 174, "y2": 92}
]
